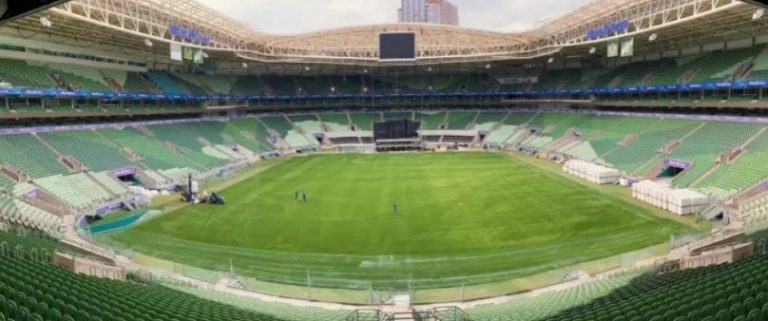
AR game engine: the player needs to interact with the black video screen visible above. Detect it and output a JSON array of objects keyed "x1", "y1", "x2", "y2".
[
  {"x1": 379, "y1": 33, "x2": 416, "y2": 60},
  {"x1": 374, "y1": 120, "x2": 421, "y2": 139}
]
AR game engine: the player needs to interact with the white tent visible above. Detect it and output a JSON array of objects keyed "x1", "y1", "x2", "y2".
[
  {"x1": 632, "y1": 180, "x2": 710, "y2": 215},
  {"x1": 667, "y1": 188, "x2": 711, "y2": 215},
  {"x1": 563, "y1": 159, "x2": 620, "y2": 184}
]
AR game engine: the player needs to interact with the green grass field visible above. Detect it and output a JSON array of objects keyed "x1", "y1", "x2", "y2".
[{"x1": 105, "y1": 152, "x2": 689, "y2": 289}]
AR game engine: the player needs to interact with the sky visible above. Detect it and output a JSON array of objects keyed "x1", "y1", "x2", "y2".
[{"x1": 196, "y1": 0, "x2": 590, "y2": 35}]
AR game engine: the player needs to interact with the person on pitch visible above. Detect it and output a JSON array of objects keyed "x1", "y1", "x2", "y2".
[{"x1": 393, "y1": 202, "x2": 398, "y2": 215}]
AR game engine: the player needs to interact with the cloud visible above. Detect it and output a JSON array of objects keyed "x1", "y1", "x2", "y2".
[
  {"x1": 450, "y1": 0, "x2": 590, "y2": 32},
  {"x1": 196, "y1": 0, "x2": 590, "y2": 34},
  {"x1": 197, "y1": 0, "x2": 398, "y2": 35}
]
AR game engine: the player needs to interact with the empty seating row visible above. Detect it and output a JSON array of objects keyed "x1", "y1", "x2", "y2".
[
  {"x1": 464, "y1": 272, "x2": 641, "y2": 321},
  {"x1": 670, "y1": 122, "x2": 762, "y2": 187},
  {"x1": 415, "y1": 112, "x2": 446, "y2": 130},
  {"x1": 98, "y1": 128, "x2": 205, "y2": 171},
  {"x1": 39, "y1": 130, "x2": 133, "y2": 172},
  {"x1": 696, "y1": 128, "x2": 768, "y2": 197},
  {"x1": 0, "y1": 196, "x2": 62, "y2": 237},
  {"x1": 0, "y1": 134, "x2": 68, "y2": 178},
  {"x1": 473, "y1": 112, "x2": 509, "y2": 131},
  {"x1": 144, "y1": 124, "x2": 228, "y2": 169},
  {"x1": 0, "y1": 231, "x2": 285, "y2": 321},
  {"x1": 168, "y1": 284, "x2": 352, "y2": 321},
  {"x1": 538, "y1": 254, "x2": 768, "y2": 321},
  {"x1": 318, "y1": 113, "x2": 351, "y2": 131},
  {"x1": 348, "y1": 113, "x2": 381, "y2": 131},
  {"x1": 446, "y1": 111, "x2": 478, "y2": 130},
  {"x1": 603, "y1": 120, "x2": 702, "y2": 173},
  {"x1": 35, "y1": 173, "x2": 112, "y2": 211}
]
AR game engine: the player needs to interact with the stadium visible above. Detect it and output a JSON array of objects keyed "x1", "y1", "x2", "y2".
[{"x1": 3, "y1": 0, "x2": 768, "y2": 320}]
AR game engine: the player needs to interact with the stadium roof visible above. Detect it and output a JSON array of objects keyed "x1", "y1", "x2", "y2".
[{"x1": 2, "y1": 0, "x2": 766, "y2": 66}]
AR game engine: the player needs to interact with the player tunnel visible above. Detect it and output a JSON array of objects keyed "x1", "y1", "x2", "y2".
[
  {"x1": 656, "y1": 159, "x2": 692, "y2": 178},
  {"x1": 111, "y1": 167, "x2": 143, "y2": 186}
]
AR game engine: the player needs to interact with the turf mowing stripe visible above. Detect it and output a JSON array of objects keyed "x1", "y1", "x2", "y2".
[{"x1": 106, "y1": 152, "x2": 691, "y2": 289}]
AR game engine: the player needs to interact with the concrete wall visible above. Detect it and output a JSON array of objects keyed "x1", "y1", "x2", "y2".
[
  {"x1": 680, "y1": 242, "x2": 754, "y2": 270},
  {"x1": 53, "y1": 252, "x2": 126, "y2": 281}
]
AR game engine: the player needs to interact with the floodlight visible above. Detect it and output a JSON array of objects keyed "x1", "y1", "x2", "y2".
[
  {"x1": 754, "y1": 8, "x2": 765, "y2": 21},
  {"x1": 485, "y1": 64, "x2": 491, "y2": 69},
  {"x1": 144, "y1": 39, "x2": 153, "y2": 47},
  {"x1": 649, "y1": 33, "x2": 658, "y2": 42},
  {"x1": 242, "y1": 62, "x2": 248, "y2": 68},
  {"x1": 40, "y1": 16, "x2": 52, "y2": 28},
  {"x1": 547, "y1": 57, "x2": 554, "y2": 64},
  {"x1": 589, "y1": 47, "x2": 597, "y2": 54}
]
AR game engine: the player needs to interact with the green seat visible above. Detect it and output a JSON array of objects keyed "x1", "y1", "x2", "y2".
[
  {"x1": 746, "y1": 298, "x2": 759, "y2": 311},
  {"x1": 734, "y1": 303, "x2": 748, "y2": 318},
  {"x1": 715, "y1": 309, "x2": 731, "y2": 321},
  {"x1": 688, "y1": 309, "x2": 703, "y2": 321},
  {"x1": 750, "y1": 309, "x2": 766, "y2": 321}
]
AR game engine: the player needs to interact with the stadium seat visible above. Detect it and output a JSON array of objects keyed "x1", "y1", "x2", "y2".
[
  {"x1": 261, "y1": 76, "x2": 299, "y2": 95},
  {"x1": 145, "y1": 71, "x2": 189, "y2": 95},
  {"x1": 603, "y1": 120, "x2": 702, "y2": 173},
  {"x1": 532, "y1": 68, "x2": 583, "y2": 90},
  {"x1": 122, "y1": 72, "x2": 156, "y2": 93},
  {"x1": 98, "y1": 128, "x2": 205, "y2": 171},
  {"x1": 348, "y1": 113, "x2": 381, "y2": 131},
  {"x1": 326, "y1": 76, "x2": 362, "y2": 95},
  {"x1": 39, "y1": 130, "x2": 133, "y2": 172},
  {"x1": 445, "y1": 111, "x2": 478, "y2": 130},
  {"x1": 259, "y1": 116, "x2": 317, "y2": 148},
  {"x1": 473, "y1": 111, "x2": 508, "y2": 131},
  {"x1": 688, "y1": 47, "x2": 762, "y2": 83},
  {"x1": 484, "y1": 125, "x2": 518, "y2": 145},
  {"x1": 0, "y1": 58, "x2": 55, "y2": 89},
  {"x1": 48, "y1": 64, "x2": 112, "y2": 92},
  {"x1": 670, "y1": 122, "x2": 762, "y2": 188},
  {"x1": 319, "y1": 113, "x2": 351, "y2": 132},
  {"x1": 295, "y1": 76, "x2": 332, "y2": 95},
  {"x1": 648, "y1": 54, "x2": 706, "y2": 85},
  {"x1": 231, "y1": 75, "x2": 267, "y2": 95},
  {"x1": 35, "y1": 173, "x2": 113, "y2": 211},
  {"x1": 0, "y1": 134, "x2": 68, "y2": 178},
  {"x1": 415, "y1": 111, "x2": 447, "y2": 130},
  {"x1": 0, "y1": 231, "x2": 286, "y2": 321},
  {"x1": 145, "y1": 123, "x2": 232, "y2": 167},
  {"x1": 227, "y1": 119, "x2": 276, "y2": 150},
  {"x1": 696, "y1": 128, "x2": 768, "y2": 196}
]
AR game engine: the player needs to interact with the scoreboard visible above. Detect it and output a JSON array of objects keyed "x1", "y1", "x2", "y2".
[
  {"x1": 379, "y1": 32, "x2": 416, "y2": 61},
  {"x1": 373, "y1": 119, "x2": 421, "y2": 140}
]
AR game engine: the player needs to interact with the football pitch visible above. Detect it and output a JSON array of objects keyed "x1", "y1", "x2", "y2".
[{"x1": 106, "y1": 152, "x2": 689, "y2": 289}]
